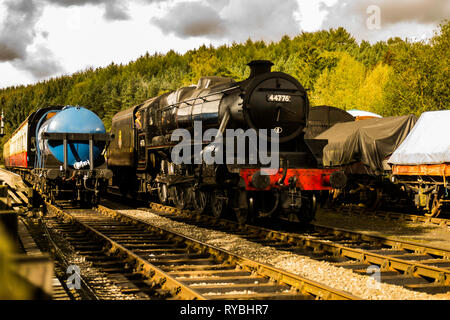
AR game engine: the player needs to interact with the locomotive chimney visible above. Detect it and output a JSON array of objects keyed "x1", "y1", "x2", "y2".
[{"x1": 247, "y1": 60, "x2": 274, "y2": 78}]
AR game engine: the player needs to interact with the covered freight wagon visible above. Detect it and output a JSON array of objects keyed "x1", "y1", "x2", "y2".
[
  {"x1": 389, "y1": 110, "x2": 450, "y2": 216},
  {"x1": 314, "y1": 114, "x2": 417, "y2": 207}
]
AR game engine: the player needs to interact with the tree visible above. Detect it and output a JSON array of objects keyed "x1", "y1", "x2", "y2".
[
  {"x1": 358, "y1": 63, "x2": 392, "y2": 115},
  {"x1": 311, "y1": 52, "x2": 366, "y2": 110}
]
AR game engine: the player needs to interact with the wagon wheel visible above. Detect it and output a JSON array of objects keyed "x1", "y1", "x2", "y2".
[
  {"x1": 426, "y1": 193, "x2": 442, "y2": 217},
  {"x1": 296, "y1": 193, "x2": 317, "y2": 224},
  {"x1": 369, "y1": 188, "x2": 383, "y2": 210},
  {"x1": 192, "y1": 189, "x2": 209, "y2": 214},
  {"x1": 90, "y1": 192, "x2": 99, "y2": 207},
  {"x1": 211, "y1": 190, "x2": 227, "y2": 218}
]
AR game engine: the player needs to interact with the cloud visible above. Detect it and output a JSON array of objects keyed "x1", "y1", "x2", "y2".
[
  {"x1": 0, "y1": 0, "x2": 64, "y2": 79},
  {"x1": 152, "y1": 2, "x2": 227, "y2": 38},
  {"x1": 0, "y1": 0, "x2": 42, "y2": 62},
  {"x1": 12, "y1": 45, "x2": 64, "y2": 78},
  {"x1": 42, "y1": 0, "x2": 168, "y2": 21},
  {"x1": 44, "y1": 0, "x2": 133, "y2": 21},
  {"x1": 0, "y1": 0, "x2": 140, "y2": 64},
  {"x1": 104, "y1": 1, "x2": 131, "y2": 21},
  {"x1": 0, "y1": 0, "x2": 141, "y2": 81},
  {"x1": 0, "y1": 43, "x2": 22, "y2": 61},
  {"x1": 151, "y1": 0, "x2": 301, "y2": 42},
  {"x1": 330, "y1": 0, "x2": 450, "y2": 25},
  {"x1": 320, "y1": 0, "x2": 450, "y2": 42}
]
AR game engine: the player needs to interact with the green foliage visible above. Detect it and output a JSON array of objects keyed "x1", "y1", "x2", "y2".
[
  {"x1": 358, "y1": 63, "x2": 392, "y2": 115},
  {"x1": 381, "y1": 21, "x2": 449, "y2": 116},
  {"x1": 311, "y1": 51, "x2": 366, "y2": 109},
  {"x1": 0, "y1": 21, "x2": 448, "y2": 151}
]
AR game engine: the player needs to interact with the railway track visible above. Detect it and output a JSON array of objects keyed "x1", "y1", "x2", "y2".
[
  {"x1": 23, "y1": 215, "x2": 107, "y2": 300},
  {"x1": 44, "y1": 202, "x2": 358, "y2": 300},
  {"x1": 18, "y1": 218, "x2": 71, "y2": 300},
  {"x1": 37, "y1": 207, "x2": 172, "y2": 300},
  {"x1": 336, "y1": 203, "x2": 450, "y2": 227},
  {"x1": 117, "y1": 201, "x2": 450, "y2": 296}
]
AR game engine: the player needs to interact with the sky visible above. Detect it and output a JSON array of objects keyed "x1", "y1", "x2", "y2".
[{"x1": 0, "y1": 0, "x2": 448, "y2": 89}]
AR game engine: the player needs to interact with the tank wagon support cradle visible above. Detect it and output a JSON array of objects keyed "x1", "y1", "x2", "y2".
[{"x1": 42, "y1": 132, "x2": 112, "y2": 171}]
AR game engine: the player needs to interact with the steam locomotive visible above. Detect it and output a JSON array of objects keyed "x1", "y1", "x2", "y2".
[
  {"x1": 107, "y1": 61, "x2": 345, "y2": 223},
  {"x1": 3, "y1": 106, "x2": 113, "y2": 204}
]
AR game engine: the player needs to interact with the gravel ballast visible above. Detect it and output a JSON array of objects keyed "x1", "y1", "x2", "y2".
[
  {"x1": 315, "y1": 208, "x2": 450, "y2": 250},
  {"x1": 116, "y1": 208, "x2": 446, "y2": 300}
]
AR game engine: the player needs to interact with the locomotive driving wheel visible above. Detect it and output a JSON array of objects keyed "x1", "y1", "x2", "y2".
[
  {"x1": 192, "y1": 189, "x2": 209, "y2": 214},
  {"x1": 171, "y1": 185, "x2": 189, "y2": 210},
  {"x1": 157, "y1": 183, "x2": 169, "y2": 205},
  {"x1": 211, "y1": 190, "x2": 226, "y2": 218}
]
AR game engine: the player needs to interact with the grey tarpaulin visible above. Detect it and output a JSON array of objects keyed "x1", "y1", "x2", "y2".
[
  {"x1": 388, "y1": 110, "x2": 450, "y2": 165},
  {"x1": 315, "y1": 114, "x2": 417, "y2": 173}
]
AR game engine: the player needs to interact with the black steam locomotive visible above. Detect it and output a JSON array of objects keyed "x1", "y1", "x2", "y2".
[{"x1": 107, "y1": 61, "x2": 344, "y2": 223}]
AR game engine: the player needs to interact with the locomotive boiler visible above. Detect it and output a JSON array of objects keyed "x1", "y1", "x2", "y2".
[
  {"x1": 108, "y1": 61, "x2": 345, "y2": 223},
  {"x1": 4, "y1": 106, "x2": 113, "y2": 204}
]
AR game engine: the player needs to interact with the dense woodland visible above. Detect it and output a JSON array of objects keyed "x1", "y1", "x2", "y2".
[{"x1": 0, "y1": 22, "x2": 448, "y2": 146}]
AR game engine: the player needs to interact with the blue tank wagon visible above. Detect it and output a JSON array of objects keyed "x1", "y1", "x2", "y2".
[{"x1": 4, "y1": 106, "x2": 113, "y2": 205}]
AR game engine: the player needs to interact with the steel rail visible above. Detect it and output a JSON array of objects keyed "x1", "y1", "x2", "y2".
[
  {"x1": 336, "y1": 204, "x2": 450, "y2": 227},
  {"x1": 142, "y1": 202, "x2": 450, "y2": 290},
  {"x1": 46, "y1": 203, "x2": 206, "y2": 300},
  {"x1": 30, "y1": 216, "x2": 100, "y2": 300},
  {"x1": 311, "y1": 223, "x2": 450, "y2": 259},
  {"x1": 95, "y1": 204, "x2": 359, "y2": 300}
]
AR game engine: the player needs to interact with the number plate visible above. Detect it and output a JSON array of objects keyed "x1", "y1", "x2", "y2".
[{"x1": 266, "y1": 94, "x2": 292, "y2": 103}]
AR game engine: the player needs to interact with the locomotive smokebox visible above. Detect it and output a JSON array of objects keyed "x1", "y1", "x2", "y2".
[
  {"x1": 248, "y1": 60, "x2": 274, "y2": 78},
  {"x1": 242, "y1": 60, "x2": 308, "y2": 143}
]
